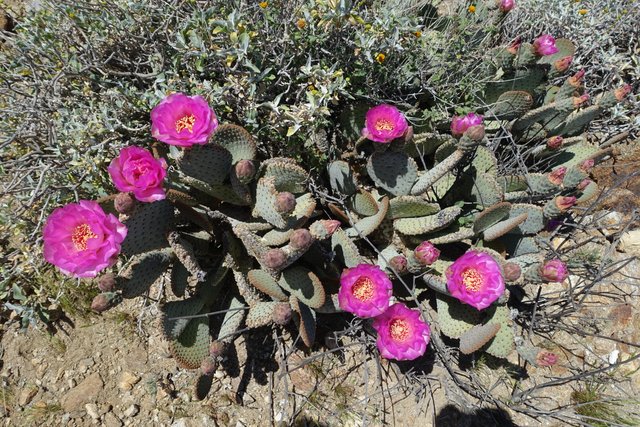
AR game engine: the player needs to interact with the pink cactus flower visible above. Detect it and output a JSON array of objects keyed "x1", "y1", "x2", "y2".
[
  {"x1": 540, "y1": 259, "x2": 568, "y2": 282},
  {"x1": 445, "y1": 251, "x2": 505, "y2": 310},
  {"x1": 450, "y1": 113, "x2": 483, "y2": 137},
  {"x1": 414, "y1": 241, "x2": 440, "y2": 266},
  {"x1": 108, "y1": 146, "x2": 168, "y2": 202},
  {"x1": 533, "y1": 34, "x2": 559, "y2": 56},
  {"x1": 372, "y1": 303, "x2": 430, "y2": 361},
  {"x1": 536, "y1": 350, "x2": 558, "y2": 367},
  {"x1": 555, "y1": 196, "x2": 577, "y2": 211},
  {"x1": 362, "y1": 104, "x2": 408, "y2": 143},
  {"x1": 151, "y1": 93, "x2": 218, "y2": 147},
  {"x1": 548, "y1": 167, "x2": 567, "y2": 186},
  {"x1": 339, "y1": 264, "x2": 393, "y2": 318},
  {"x1": 43, "y1": 201, "x2": 127, "y2": 278},
  {"x1": 499, "y1": 0, "x2": 515, "y2": 12}
]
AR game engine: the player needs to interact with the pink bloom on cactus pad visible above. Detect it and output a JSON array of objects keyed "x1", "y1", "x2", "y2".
[
  {"x1": 450, "y1": 113, "x2": 483, "y2": 137},
  {"x1": 499, "y1": 0, "x2": 515, "y2": 12},
  {"x1": 540, "y1": 259, "x2": 568, "y2": 282},
  {"x1": 362, "y1": 104, "x2": 408, "y2": 143},
  {"x1": 414, "y1": 241, "x2": 440, "y2": 266},
  {"x1": 339, "y1": 264, "x2": 392, "y2": 318},
  {"x1": 372, "y1": 303, "x2": 430, "y2": 361},
  {"x1": 533, "y1": 34, "x2": 559, "y2": 56},
  {"x1": 446, "y1": 251, "x2": 505, "y2": 310},
  {"x1": 43, "y1": 201, "x2": 127, "y2": 278},
  {"x1": 108, "y1": 146, "x2": 167, "y2": 202},
  {"x1": 151, "y1": 93, "x2": 218, "y2": 147}
]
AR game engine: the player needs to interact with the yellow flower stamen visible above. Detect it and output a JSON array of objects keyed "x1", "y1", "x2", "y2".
[
  {"x1": 374, "y1": 119, "x2": 394, "y2": 131},
  {"x1": 175, "y1": 114, "x2": 196, "y2": 133},
  {"x1": 71, "y1": 223, "x2": 97, "y2": 251},
  {"x1": 462, "y1": 268, "x2": 483, "y2": 292},
  {"x1": 352, "y1": 276, "x2": 375, "y2": 302},
  {"x1": 390, "y1": 318, "x2": 410, "y2": 342}
]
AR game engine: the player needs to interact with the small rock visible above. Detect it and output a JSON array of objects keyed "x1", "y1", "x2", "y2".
[
  {"x1": 85, "y1": 403, "x2": 100, "y2": 420},
  {"x1": 100, "y1": 403, "x2": 113, "y2": 415},
  {"x1": 619, "y1": 229, "x2": 640, "y2": 257},
  {"x1": 104, "y1": 412, "x2": 123, "y2": 427},
  {"x1": 18, "y1": 386, "x2": 38, "y2": 406},
  {"x1": 68, "y1": 379, "x2": 77, "y2": 388},
  {"x1": 61, "y1": 372, "x2": 104, "y2": 412},
  {"x1": 78, "y1": 357, "x2": 95, "y2": 374},
  {"x1": 171, "y1": 419, "x2": 188, "y2": 427},
  {"x1": 118, "y1": 372, "x2": 141, "y2": 391},
  {"x1": 124, "y1": 404, "x2": 139, "y2": 418},
  {"x1": 61, "y1": 413, "x2": 72, "y2": 424}
]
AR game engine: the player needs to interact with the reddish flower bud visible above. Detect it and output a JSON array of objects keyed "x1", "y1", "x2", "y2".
[
  {"x1": 262, "y1": 248, "x2": 287, "y2": 269},
  {"x1": 289, "y1": 229, "x2": 313, "y2": 250},
  {"x1": 548, "y1": 167, "x2": 567, "y2": 186},
  {"x1": 554, "y1": 56, "x2": 573, "y2": 72},
  {"x1": 555, "y1": 196, "x2": 577, "y2": 211},
  {"x1": 503, "y1": 262, "x2": 521, "y2": 281},
  {"x1": 414, "y1": 241, "x2": 440, "y2": 266},
  {"x1": 275, "y1": 192, "x2": 296, "y2": 214},
  {"x1": 579, "y1": 158, "x2": 595, "y2": 172},
  {"x1": 273, "y1": 302, "x2": 292, "y2": 325},
  {"x1": 536, "y1": 350, "x2": 558, "y2": 367},
  {"x1": 97, "y1": 273, "x2": 116, "y2": 292},
  {"x1": 201, "y1": 356, "x2": 217, "y2": 376},
  {"x1": 539, "y1": 259, "x2": 568, "y2": 282},
  {"x1": 91, "y1": 292, "x2": 119, "y2": 313},
  {"x1": 235, "y1": 159, "x2": 256, "y2": 183},
  {"x1": 568, "y1": 69, "x2": 585, "y2": 86},
  {"x1": 389, "y1": 255, "x2": 408, "y2": 273},
  {"x1": 464, "y1": 124, "x2": 485, "y2": 141},
  {"x1": 572, "y1": 94, "x2": 590, "y2": 107},
  {"x1": 309, "y1": 219, "x2": 341, "y2": 240},
  {"x1": 209, "y1": 340, "x2": 227, "y2": 358},
  {"x1": 498, "y1": 0, "x2": 515, "y2": 12},
  {"x1": 577, "y1": 179, "x2": 592, "y2": 191},
  {"x1": 614, "y1": 84, "x2": 632, "y2": 101},
  {"x1": 507, "y1": 37, "x2": 522, "y2": 54},
  {"x1": 547, "y1": 136, "x2": 563, "y2": 150},
  {"x1": 114, "y1": 192, "x2": 136, "y2": 214}
]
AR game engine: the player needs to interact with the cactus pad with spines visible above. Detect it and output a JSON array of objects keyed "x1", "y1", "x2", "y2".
[{"x1": 367, "y1": 151, "x2": 418, "y2": 196}]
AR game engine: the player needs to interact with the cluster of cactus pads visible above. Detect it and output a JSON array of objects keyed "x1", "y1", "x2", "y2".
[{"x1": 88, "y1": 33, "x2": 631, "y2": 399}]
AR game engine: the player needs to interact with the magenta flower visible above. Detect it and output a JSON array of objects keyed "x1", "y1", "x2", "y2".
[
  {"x1": 339, "y1": 264, "x2": 392, "y2": 318},
  {"x1": 362, "y1": 104, "x2": 408, "y2": 143},
  {"x1": 499, "y1": 0, "x2": 515, "y2": 12},
  {"x1": 108, "y1": 146, "x2": 168, "y2": 202},
  {"x1": 445, "y1": 251, "x2": 505, "y2": 310},
  {"x1": 533, "y1": 35, "x2": 559, "y2": 56},
  {"x1": 536, "y1": 350, "x2": 558, "y2": 367},
  {"x1": 540, "y1": 259, "x2": 568, "y2": 282},
  {"x1": 43, "y1": 201, "x2": 127, "y2": 278},
  {"x1": 414, "y1": 241, "x2": 440, "y2": 266},
  {"x1": 372, "y1": 303, "x2": 430, "y2": 361},
  {"x1": 151, "y1": 93, "x2": 218, "y2": 147},
  {"x1": 450, "y1": 113, "x2": 483, "y2": 137}
]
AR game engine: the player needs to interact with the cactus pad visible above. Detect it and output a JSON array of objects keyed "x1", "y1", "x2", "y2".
[
  {"x1": 489, "y1": 91, "x2": 533, "y2": 120},
  {"x1": 210, "y1": 124, "x2": 257, "y2": 163},
  {"x1": 245, "y1": 302, "x2": 279, "y2": 328},
  {"x1": 473, "y1": 202, "x2": 511, "y2": 234},
  {"x1": 352, "y1": 190, "x2": 379, "y2": 217},
  {"x1": 394, "y1": 206, "x2": 461, "y2": 235},
  {"x1": 436, "y1": 294, "x2": 482, "y2": 339},
  {"x1": 121, "y1": 200, "x2": 175, "y2": 256},
  {"x1": 331, "y1": 227, "x2": 363, "y2": 267},
  {"x1": 367, "y1": 151, "x2": 418, "y2": 196},
  {"x1": 169, "y1": 314, "x2": 210, "y2": 369},
  {"x1": 177, "y1": 144, "x2": 232, "y2": 184},
  {"x1": 290, "y1": 295, "x2": 316, "y2": 347},
  {"x1": 260, "y1": 158, "x2": 308, "y2": 193},
  {"x1": 346, "y1": 195, "x2": 389, "y2": 238},
  {"x1": 508, "y1": 204, "x2": 545, "y2": 234},
  {"x1": 117, "y1": 250, "x2": 173, "y2": 298},
  {"x1": 162, "y1": 297, "x2": 206, "y2": 340},
  {"x1": 483, "y1": 213, "x2": 529, "y2": 241},
  {"x1": 328, "y1": 160, "x2": 357, "y2": 196},
  {"x1": 247, "y1": 269, "x2": 288, "y2": 301},
  {"x1": 388, "y1": 196, "x2": 440, "y2": 219},
  {"x1": 483, "y1": 306, "x2": 514, "y2": 358},
  {"x1": 459, "y1": 323, "x2": 501, "y2": 355},
  {"x1": 279, "y1": 267, "x2": 326, "y2": 309}
]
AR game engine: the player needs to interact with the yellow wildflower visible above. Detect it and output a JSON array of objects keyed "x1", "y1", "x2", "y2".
[
  {"x1": 578, "y1": 8, "x2": 587, "y2": 15},
  {"x1": 414, "y1": 31, "x2": 422, "y2": 38},
  {"x1": 468, "y1": 5, "x2": 476, "y2": 13},
  {"x1": 259, "y1": 1, "x2": 268, "y2": 8},
  {"x1": 296, "y1": 18, "x2": 306, "y2": 29},
  {"x1": 375, "y1": 53, "x2": 386, "y2": 63}
]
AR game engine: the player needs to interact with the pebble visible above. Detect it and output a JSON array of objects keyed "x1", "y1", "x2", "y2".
[
  {"x1": 118, "y1": 372, "x2": 141, "y2": 391},
  {"x1": 18, "y1": 386, "x2": 38, "y2": 406},
  {"x1": 124, "y1": 404, "x2": 139, "y2": 418},
  {"x1": 619, "y1": 229, "x2": 640, "y2": 257},
  {"x1": 85, "y1": 403, "x2": 100, "y2": 420},
  {"x1": 104, "y1": 412, "x2": 123, "y2": 427},
  {"x1": 61, "y1": 372, "x2": 104, "y2": 412}
]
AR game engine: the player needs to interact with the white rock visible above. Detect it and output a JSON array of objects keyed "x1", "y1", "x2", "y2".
[
  {"x1": 619, "y1": 229, "x2": 640, "y2": 257},
  {"x1": 85, "y1": 403, "x2": 100, "y2": 420},
  {"x1": 123, "y1": 404, "x2": 139, "y2": 418},
  {"x1": 608, "y1": 349, "x2": 620, "y2": 365}
]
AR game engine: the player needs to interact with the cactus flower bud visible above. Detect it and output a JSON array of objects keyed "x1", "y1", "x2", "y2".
[
  {"x1": 553, "y1": 56, "x2": 572, "y2": 72},
  {"x1": 450, "y1": 113, "x2": 483, "y2": 137},
  {"x1": 414, "y1": 241, "x2": 440, "y2": 266},
  {"x1": 579, "y1": 158, "x2": 595, "y2": 172},
  {"x1": 533, "y1": 34, "x2": 559, "y2": 56},
  {"x1": 464, "y1": 124, "x2": 485, "y2": 141},
  {"x1": 572, "y1": 94, "x2": 590, "y2": 107},
  {"x1": 389, "y1": 255, "x2": 408, "y2": 273},
  {"x1": 568, "y1": 69, "x2": 585, "y2": 87},
  {"x1": 548, "y1": 167, "x2": 567, "y2": 186},
  {"x1": 498, "y1": 0, "x2": 515, "y2": 12},
  {"x1": 555, "y1": 196, "x2": 577, "y2": 211},
  {"x1": 275, "y1": 192, "x2": 296, "y2": 214},
  {"x1": 97, "y1": 273, "x2": 116, "y2": 292},
  {"x1": 503, "y1": 262, "x2": 521, "y2": 281},
  {"x1": 289, "y1": 229, "x2": 313, "y2": 250},
  {"x1": 577, "y1": 178, "x2": 592, "y2": 191},
  {"x1": 536, "y1": 350, "x2": 558, "y2": 367},
  {"x1": 200, "y1": 356, "x2": 217, "y2": 376},
  {"x1": 209, "y1": 340, "x2": 227, "y2": 358},
  {"x1": 547, "y1": 136, "x2": 563, "y2": 150},
  {"x1": 507, "y1": 37, "x2": 522, "y2": 54},
  {"x1": 262, "y1": 248, "x2": 287, "y2": 269},
  {"x1": 235, "y1": 159, "x2": 256, "y2": 183},
  {"x1": 273, "y1": 302, "x2": 292, "y2": 325},
  {"x1": 114, "y1": 192, "x2": 137, "y2": 214},
  {"x1": 539, "y1": 259, "x2": 568, "y2": 282},
  {"x1": 614, "y1": 84, "x2": 632, "y2": 101},
  {"x1": 309, "y1": 219, "x2": 341, "y2": 240},
  {"x1": 91, "y1": 292, "x2": 120, "y2": 313}
]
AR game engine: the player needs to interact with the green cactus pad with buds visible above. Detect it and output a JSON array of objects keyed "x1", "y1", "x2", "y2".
[
  {"x1": 367, "y1": 151, "x2": 418, "y2": 196},
  {"x1": 436, "y1": 294, "x2": 482, "y2": 339},
  {"x1": 459, "y1": 323, "x2": 501, "y2": 355},
  {"x1": 279, "y1": 267, "x2": 326, "y2": 309},
  {"x1": 246, "y1": 301, "x2": 280, "y2": 328},
  {"x1": 483, "y1": 306, "x2": 514, "y2": 358},
  {"x1": 210, "y1": 124, "x2": 257, "y2": 163}
]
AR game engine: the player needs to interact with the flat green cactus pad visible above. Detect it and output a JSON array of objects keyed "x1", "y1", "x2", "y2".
[
  {"x1": 211, "y1": 124, "x2": 257, "y2": 163},
  {"x1": 247, "y1": 269, "x2": 288, "y2": 301},
  {"x1": 169, "y1": 313, "x2": 210, "y2": 369},
  {"x1": 459, "y1": 323, "x2": 501, "y2": 355},
  {"x1": 483, "y1": 306, "x2": 514, "y2": 358},
  {"x1": 118, "y1": 250, "x2": 173, "y2": 298},
  {"x1": 121, "y1": 200, "x2": 175, "y2": 256},
  {"x1": 162, "y1": 297, "x2": 206, "y2": 340},
  {"x1": 473, "y1": 202, "x2": 511, "y2": 234},
  {"x1": 388, "y1": 196, "x2": 440, "y2": 219},
  {"x1": 177, "y1": 144, "x2": 232, "y2": 184},
  {"x1": 245, "y1": 301, "x2": 279, "y2": 328},
  {"x1": 328, "y1": 160, "x2": 357, "y2": 196},
  {"x1": 367, "y1": 151, "x2": 418, "y2": 196},
  {"x1": 436, "y1": 294, "x2": 482, "y2": 339},
  {"x1": 279, "y1": 267, "x2": 326, "y2": 309},
  {"x1": 290, "y1": 295, "x2": 316, "y2": 347},
  {"x1": 346, "y1": 195, "x2": 389, "y2": 238},
  {"x1": 394, "y1": 206, "x2": 461, "y2": 235},
  {"x1": 260, "y1": 158, "x2": 308, "y2": 193}
]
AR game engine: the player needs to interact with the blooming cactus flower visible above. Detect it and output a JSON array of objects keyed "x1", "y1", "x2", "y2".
[
  {"x1": 43, "y1": 201, "x2": 127, "y2": 278},
  {"x1": 450, "y1": 113, "x2": 483, "y2": 137},
  {"x1": 339, "y1": 264, "x2": 392, "y2": 318},
  {"x1": 108, "y1": 146, "x2": 168, "y2": 202},
  {"x1": 414, "y1": 241, "x2": 440, "y2": 266},
  {"x1": 151, "y1": 93, "x2": 218, "y2": 147},
  {"x1": 372, "y1": 303, "x2": 430, "y2": 361},
  {"x1": 499, "y1": 0, "x2": 515, "y2": 12},
  {"x1": 446, "y1": 251, "x2": 505, "y2": 310},
  {"x1": 533, "y1": 35, "x2": 559, "y2": 56},
  {"x1": 362, "y1": 104, "x2": 408, "y2": 143},
  {"x1": 539, "y1": 259, "x2": 568, "y2": 282}
]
